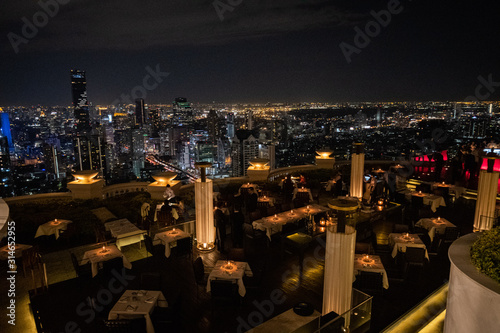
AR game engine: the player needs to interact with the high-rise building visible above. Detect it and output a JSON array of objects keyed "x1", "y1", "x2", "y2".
[
  {"x1": 227, "y1": 113, "x2": 235, "y2": 139},
  {"x1": 231, "y1": 129, "x2": 258, "y2": 176},
  {"x1": 246, "y1": 110, "x2": 254, "y2": 130},
  {"x1": 0, "y1": 112, "x2": 13, "y2": 151},
  {"x1": 70, "y1": 70, "x2": 90, "y2": 135},
  {"x1": 0, "y1": 135, "x2": 13, "y2": 197},
  {"x1": 172, "y1": 97, "x2": 193, "y2": 127},
  {"x1": 135, "y1": 98, "x2": 147, "y2": 126},
  {"x1": 208, "y1": 109, "x2": 222, "y2": 144}
]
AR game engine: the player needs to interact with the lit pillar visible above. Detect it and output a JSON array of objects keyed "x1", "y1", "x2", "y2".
[
  {"x1": 323, "y1": 199, "x2": 358, "y2": 323},
  {"x1": 195, "y1": 162, "x2": 215, "y2": 251},
  {"x1": 316, "y1": 149, "x2": 335, "y2": 169},
  {"x1": 350, "y1": 143, "x2": 365, "y2": 198},
  {"x1": 473, "y1": 157, "x2": 500, "y2": 231}
]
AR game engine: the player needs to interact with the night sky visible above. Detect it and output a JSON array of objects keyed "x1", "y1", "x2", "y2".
[{"x1": 1, "y1": 0, "x2": 499, "y2": 105}]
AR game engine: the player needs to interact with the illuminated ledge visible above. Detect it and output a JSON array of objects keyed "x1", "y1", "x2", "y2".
[{"x1": 382, "y1": 283, "x2": 448, "y2": 333}]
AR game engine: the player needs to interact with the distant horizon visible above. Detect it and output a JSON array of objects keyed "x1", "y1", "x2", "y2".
[{"x1": 1, "y1": 100, "x2": 499, "y2": 109}]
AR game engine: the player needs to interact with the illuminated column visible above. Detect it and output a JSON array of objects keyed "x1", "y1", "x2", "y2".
[
  {"x1": 316, "y1": 149, "x2": 335, "y2": 169},
  {"x1": 195, "y1": 162, "x2": 215, "y2": 251},
  {"x1": 323, "y1": 199, "x2": 358, "y2": 323},
  {"x1": 67, "y1": 170, "x2": 104, "y2": 200},
  {"x1": 247, "y1": 158, "x2": 270, "y2": 182},
  {"x1": 350, "y1": 143, "x2": 365, "y2": 198},
  {"x1": 147, "y1": 171, "x2": 181, "y2": 200},
  {"x1": 473, "y1": 157, "x2": 500, "y2": 231}
]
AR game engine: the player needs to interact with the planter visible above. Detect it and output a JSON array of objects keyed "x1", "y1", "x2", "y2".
[{"x1": 444, "y1": 233, "x2": 500, "y2": 333}]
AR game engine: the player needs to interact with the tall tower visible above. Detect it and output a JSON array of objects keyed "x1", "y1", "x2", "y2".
[
  {"x1": 227, "y1": 112, "x2": 235, "y2": 139},
  {"x1": 135, "y1": 98, "x2": 146, "y2": 126},
  {"x1": 0, "y1": 112, "x2": 13, "y2": 151},
  {"x1": 70, "y1": 70, "x2": 90, "y2": 135},
  {"x1": 246, "y1": 110, "x2": 254, "y2": 130}
]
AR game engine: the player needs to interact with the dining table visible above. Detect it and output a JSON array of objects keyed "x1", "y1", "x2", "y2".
[
  {"x1": 108, "y1": 290, "x2": 168, "y2": 333},
  {"x1": 0, "y1": 243, "x2": 32, "y2": 260},
  {"x1": 406, "y1": 191, "x2": 446, "y2": 212},
  {"x1": 388, "y1": 233, "x2": 429, "y2": 260},
  {"x1": 415, "y1": 217, "x2": 456, "y2": 242},
  {"x1": 206, "y1": 260, "x2": 253, "y2": 297},
  {"x1": 353, "y1": 254, "x2": 389, "y2": 289},
  {"x1": 252, "y1": 204, "x2": 330, "y2": 240},
  {"x1": 153, "y1": 228, "x2": 190, "y2": 258},
  {"x1": 257, "y1": 196, "x2": 274, "y2": 207},
  {"x1": 34, "y1": 219, "x2": 72, "y2": 240},
  {"x1": 82, "y1": 244, "x2": 132, "y2": 277},
  {"x1": 292, "y1": 187, "x2": 314, "y2": 202},
  {"x1": 430, "y1": 183, "x2": 466, "y2": 198},
  {"x1": 105, "y1": 219, "x2": 146, "y2": 250}
]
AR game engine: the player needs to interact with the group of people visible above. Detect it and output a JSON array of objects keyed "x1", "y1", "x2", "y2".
[
  {"x1": 213, "y1": 202, "x2": 245, "y2": 253},
  {"x1": 362, "y1": 169, "x2": 398, "y2": 204},
  {"x1": 449, "y1": 140, "x2": 498, "y2": 186}
]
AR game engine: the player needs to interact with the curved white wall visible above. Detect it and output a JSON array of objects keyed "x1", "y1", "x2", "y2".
[{"x1": 444, "y1": 233, "x2": 500, "y2": 333}]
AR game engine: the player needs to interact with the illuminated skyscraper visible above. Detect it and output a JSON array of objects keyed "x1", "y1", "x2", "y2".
[
  {"x1": 0, "y1": 112, "x2": 13, "y2": 151},
  {"x1": 172, "y1": 97, "x2": 193, "y2": 127},
  {"x1": 70, "y1": 70, "x2": 90, "y2": 135}
]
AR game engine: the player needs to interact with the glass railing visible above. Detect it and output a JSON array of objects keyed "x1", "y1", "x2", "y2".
[{"x1": 315, "y1": 288, "x2": 373, "y2": 333}]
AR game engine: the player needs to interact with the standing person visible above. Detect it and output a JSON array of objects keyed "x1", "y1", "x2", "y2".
[
  {"x1": 231, "y1": 205, "x2": 245, "y2": 248},
  {"x1": 433, "y1": 151, "x2": 444, "y2": 182},
  {"x1": 247, "y1": 188, "x2": 258, "y2": 213},
  {"x1": 214, "y1": 203, "x2": 226, "y2": 253},
  {"x1": 283, "y1": 175, "x2": 294, "y2": 202}
]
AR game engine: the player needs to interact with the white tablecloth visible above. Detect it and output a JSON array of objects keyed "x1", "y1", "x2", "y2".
[
  {"x1": 207, "y1": 260, "x2": 253, "y2": 297},
  {"x1": 292, "y1": 188, "x2": 313, "y2": 201},
  {"x1": 423, "y1": 195, "x2": 446, "y2": 212},
  {"x1": 0, "y1": 244, "x2": 32, "y2": 260},
  {"x1": 105, "y1": 219, "x2": 145, "y2": 250},
  {"x1": 353, "y1": 254, "x2": 389, "y2": 289},
  {"x1": 35, "y1": 219, "x2": 72, "y2": 239},
  {"x1": 415, "y1": 218, "x2": 456, "y2": 242},
  {"x1": 406, "y1": 192, "x2": 446, "y2": 212},
  {"x1": 153, "y1": 229, "x2": 190, "y2": 258},
  {"x1": 388, "y1": 233, "x2": 429, "y2": 260},
  {"x1": 82, "y1": 245, "x2": 132, "y2": 277},
  {"x1": 108, "y1": 290, "x2": 168, "y2": 333},
  {"x1": 252, "y1": 204, "x2": 329, "y2": 240}
]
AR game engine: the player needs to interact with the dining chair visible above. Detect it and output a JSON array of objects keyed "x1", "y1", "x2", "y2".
[
  {"x1": 140, "y1": 272, "x2": 162, "y2": 291},
  {"x1": 175, "y1": 236, "x2": 193, "y2": 259},
  {"x1": 393, "y1": 224, "x2": 409, "y2": 234},
  {"x1": 405, "y1": 247, "x2": 426, "y2": 267},
  {"x1": 70, "y1": 253, "x2": 92, "y2": 279},
  {"x1": 102, "y1": 318, "x2": 147, "y2": 333},
  {"x1": 354, "y1": 271, "x2": 384, "y2": 296},
  {"x1": 210, "y1": 279, "x2": 239, "y2": 308},
  {"x1": 249, "y1": 211, "x2": 262, "y2": 222},
  {"x1": 192, "y1": 257, "x2": 206, "y2": 299},
  {"x1": 144, "y1": 234, "x2": 163, "y2": 258},
  {"x1": 411, "y1": 196, "x2": 424, "y2": 209}
]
